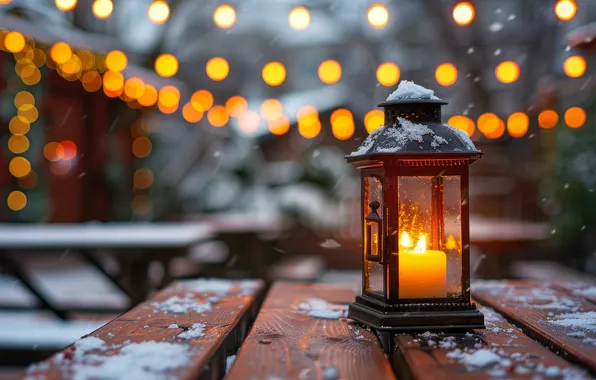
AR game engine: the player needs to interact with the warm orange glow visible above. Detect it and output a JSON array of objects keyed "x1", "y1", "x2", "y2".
[
  {"x1": 538, "y1": 110, "x2": 559, "y2": 129},
  {"x1": 507, "y1": 112, "x2": 529, "y2": 137},
  {"x1": 318, "y1": 60, "x2": 342, "y2": 85},
  {"x1": 331, "y1": 113, "x2": 354, "y2": 140},
  {"x1": 453, "y1": 2, "x2": 475, "y2": 25},
  {"x1": 105, "y1": 50, "x2": 127, "y2": 72},
  {"x1": 77, "y1": 50, "x2": 94, "y2": 70},
  {"x1": 182, "y1": 103, "x2": 204, "y2": 123},
  {"x1": 132, "y1": 136, "x2": 152, "y2": 158},
  {"x1": 14, "y1": 91, "x2": 34, "y2": 108},
  {"x1": 260, "y1": 99, "x2": 283, "y2": 121},
  {"x1": 331, "y1": 108, "x2": 352, "y2": 124},
  {"x1": 191, "y1": 90, "x2": 214, "y2": 112},
  {"x1": 138, "y1": 84, "x2": 158, "y2": 107},
  {"x1": 32, "y1": 48, "x2": 47, "y2": 67},
  {"x1": 477, "y1": 113, "x2": 501, "y2": 136},
  {"x1": 447, "y1": 115, "x2": 475, "y2": 137},
  {"x1": 18, "y1": 171, "x2": 37, "y2": 190},
  {"x1": 0, "y1": 0, "x2": 13, "y2": 4},
  {"x1": 21, "y1": 68, "x2": 41, "y2": 86},
  {"x1": 400, "y1": 231, "x2": 412, "y2": 248},
  {"x1": 157, "y1": 102, "x2": 177, "y2": 114},
  {"x1": 268, "y1": 116, "x2": 290, "y2": 136},
  {"x1": 7, "y1": 191, "x2": 27, "y2": 211},
  {"x1": 367, "y1": 4, "x2": 389, "y2": 28},
  {"x1": 124, "y1": 77, "x2": 145, "y2": 99},
  {"x1": 495, "y1": 61, "x2": 520, "y2": 84},
  {"x1": 55, "y1": 0, "x2": 77, "y2": 11},
  {"x1": 226, "y1": 96, "x2": 248, "y2": 118},
  {"x1": 9, "y1": 157, "x2": 31, "y2": 178},
  {"x1": 206, "y1": 57, "x2": 229, "y2": 81},
  {"x1": 297, "y1": 105, "x2": 318, "y2": 124},
  {"x1": 8, "y1": 135, "x2": 29, "y2": 154},
  {"x1": 103, "y1": 70, "x2": 124, "y2": 92},
  {"x1": 376, "y1": 63, "x2": 400, "y2": 87},
  {"x1": 155, "y1": 54, "x2": 178, "y2": 77},
  {"x1": 289, "y1": 6, "x2": 310, "y2": 30},
  {"x1": 564, "y1": 107, "x2": 586, "y2": 128},
  {"x1": 18, "y1": 104, "x2": 38, "y2": 123},
  {"x1": 207, "y1": 105, "x2": 229, "y2": 127},
  {"x1": 92, "y1": 0, "x2": 113, "y2": 19},
  {"x1": 555, "y1": 0, "x2": 576, "y2": 21},
  {"x1": 148, "y1": 0, "x2": 169, "y2": 24},
  {"x1": 44, "y1": 142, "x2": 64, "y2": 161},
  {"x1": 398, "y1": 232, "x2": 447, "y2": 298},
  {"x1": 364, "y1": 109, "x2": 384, "y2": 134},
  {"x1": 9, "y1": 116, "x2": 30, "y2": 135},
  {"x1": 262, "y1": 62, "x2": 286, "y2": 86},
  {"x1": 60, "y1": 55, "x2": 82, "y2": 76},
  {"x1": 4, "y1": 32, "x2": 25, "y2": 53},
  {"x1": 435, "y1": 63, "x2": 458, "y2": 86},
  {"x1": 81, "y1": 71, "x2": 102, "y2": 92},
  {"x1": 298, "y1": 120, "x2": 321, "y2": 139},
  {"x1": 158, "y1": 85, "x2": 180, "y2": 109},
  {"x1": 238, "y1": 110, "x2": 261, "y2": 134},
  {"x1": 58, "y1": 140, "x2": 76, "y2": 160},
  {"x1": 134, "y1": 168, "x2": 153, "y2": 189},
  {"x1": 213, "y1": 4, "x2": 236, "y2": 28},
  {"x1": 50, "y1": 42, "x2": 72, "y2": 64},
  {"x1": 563, "y1": 56, "x2": 586, "y2": 78},
  {"x1": 445, "y1": 235, "x2": 458, "y2": 250}
]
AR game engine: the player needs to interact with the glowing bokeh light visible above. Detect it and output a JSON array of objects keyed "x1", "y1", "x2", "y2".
[
  {"x1": 447, "y1": 115, "x2": 475, "y2": 137},
  {"x1": 148, "y1": 0, "x2": 170, "y2": 24},
  {"x1": 4, "y1": 31, "x2": 25, "y2": 53},
  {"x1": 506, "y1": 112, "x2": 529, "y2": 137},
  {"x1": 262, "y1": 61, "x2": 286, "y2": 86},
  {"x1": 44, "y1": 142, "x2": 64, "y2": 161},
  {"x1": 18, "y1": 104, "x2": 38, "y2": 123},
  {"x1": 206, "y1": 57, "x2": 229, "y2": 81},
  {"x1": 238, "y1": 110, "x2": 261, "y2": 134},
  {"x1": 289, "y1": 6, "x2": 310, "y2": 30},
  {"x1": 14, "y1": 91, "x2": 34, "y2": 108},
  {"x1": 124, "y1": 77, "x2": 145, "y2": 99},
  {"x1": 158, "y1": 85, "x2": 180, "y2": 108},
  {"x1": 213, "y1": 4, "x2": 236, "y2": 28},
  {"x1": 50, "y1": 42, "x2": 72, "y2": 64},
  {"x1": 81, "y1": 71, "x2": 102, "y2": 92},
  {"x1": 134, "y1": 168, "x2": 154, "y2": 190},
  {"x1": 155, "y1": 54, "x2": 178, "y2": 78},
  {"x1": 9, "y1": 157, "x2": 31, "y2": 178},
  {"x1": 207, "y1": 105, "x2": 229, "y2": 127},
  {"x1": 495, "y1": 61, "x2": 520, "y2": 84},
  {"x1": 477, "y1": 113, "x2": 501, "y2": 136},
  {"x1": 452, "y1": 2, "x2": 475, "y2": 26},
  {"x1": 138, "y1": 84, "x2": 158, "y2": 107},
  {"x1": 103, "y1": 70, "x2": 124, "y2": 92},
  {"x1": 182, "y1": 103, "x2": 204, "y2": 123},
  {"x1": 92, "y1": 0, "x2": 113, "y2": 19},
  {"x1": 364, "y1": 110, "x2": 384, "y2": 133},
  {"x1": 563, "y1": 56, "x2": 586, "y2": 78},
  {"x1": 435, "y1": 63, "x2": 458, "y2": 86},
  {"x1": 376, "y1": 62, "x2": 400, "y2": 87},
  {"x1": 7, "y1": 191, "x2": 27, "y2": 211},
  {"x1": 55, "y1": 0, "x2": 77, "y2": 11},
  {"x1": 538, "y1": 110, "x2": 559, "y2": 129},
  {"x1": 9, "y1": 116, "x2": 30, "y2": 135},
  {"x1": 318, "y1": 60, "x2": 342, "y2": 85},
  {"x1": 331, "y1": 113, "x2": 355, "y2": 140},
  {"x1": 132, "y1": 136, "x2": 152, "y2": 158},
  {"x1": 261, "y1": 99, "x2": 283, "y2": 121},
  {"x1": 105, "y1": 50, "x2": 127, "y2": 72},
  {"x1": 555, "y1": 0, "x2": 576, "y2": 21},
  {"x1": 367, "y1": 4, "x2": 389, "y2": 29},
  {"x1": 268, "y1": 116, "x2": 290, "y2": 136},
  {"x1": 191, "y1": 90, "x2": 214, "y2": 112},
  {"x1": 8, "y1": 135, "x2": 29, "y2": 154},
  {"x1": 226, "y1": 96, "x2": 248, "y2": 118},
  {"x1": 564, "y1": 107, "x2": 586, "y2": 128}
]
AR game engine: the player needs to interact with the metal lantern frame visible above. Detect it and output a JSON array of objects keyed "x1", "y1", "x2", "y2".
[{"x1": 346, "y1": 97, "x2": 485, "y2": 332}]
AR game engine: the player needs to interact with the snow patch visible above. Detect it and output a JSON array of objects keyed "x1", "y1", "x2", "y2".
[
  {"x1": 226, "y1": 355, "x2": 236, "y2": 374},
  {"x1": 386, "y1": 80, "x2": 440, "y2": 101},
  {"x1": 168, "y1": 324, "x2": 179, "y2": 329},
  {"x1": 178, "y1": 323, "x2": 206, "y2": 339},
  {"x1": 297, "y1": 298, "x2": 348, "y2": 319},
  {"x1": 443, "y1": 123, "x2": 477, "y2": 151},
  {"x1": 151, "y1": 296, "x2": 212, "y2": 314},
  {"x1": 548, "y1": 311, "x2": 596, "y2": 331}
]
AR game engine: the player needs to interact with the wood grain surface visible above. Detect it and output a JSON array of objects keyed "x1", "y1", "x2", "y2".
[
  {"x1": 472, "y1": 280, "x2": 596, "y2": 375},
  {"x1": 226, "y1": 282, "x2": 396, "y2": 380},
  {"x1": 23, "y1": 279, "x2": 264, "y2": 380}
]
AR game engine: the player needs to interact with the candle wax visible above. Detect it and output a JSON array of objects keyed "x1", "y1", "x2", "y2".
[{"x1": 398, "y1": 249, "x2": 447, "y2": 299}]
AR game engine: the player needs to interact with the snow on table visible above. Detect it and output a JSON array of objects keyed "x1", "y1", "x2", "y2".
[{"x1": 24, "y1": 279, "x2": 264, "y2": 380}]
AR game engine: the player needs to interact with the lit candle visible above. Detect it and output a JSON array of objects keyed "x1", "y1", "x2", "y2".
[{"x1": 398, "y1": 232, "x2": 447, "y2": 299}]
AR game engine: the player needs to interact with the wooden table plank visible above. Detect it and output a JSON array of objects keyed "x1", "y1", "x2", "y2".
[
  {"x1": 553, "y1": 281, "x2": 596, "y2": 305},
  {"x1": 226, "y1": 282, "x2": 395, "y2": 380},
  {"x1": 473, "y1": 280, "x2": 596, "y2": 375},
  {"x1": 23, "y1": 279, "x2": 264, "y2": 380},
  {"x1": 391, "y1": 304, "x2": 590, "y2": 379}
]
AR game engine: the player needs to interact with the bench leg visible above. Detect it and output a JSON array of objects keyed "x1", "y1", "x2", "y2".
[
  {"x1": 120, "y1": 260, "x2": 150, "y2": 306},
  {"x1": 79, "y1": 249, "x2": 133, "y2": 300},
  {"x1": 0, "y1": 251, "x2": 68, "y2": 320}
]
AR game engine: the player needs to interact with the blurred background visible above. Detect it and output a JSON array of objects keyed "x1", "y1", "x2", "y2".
[{"x1": 0, "y1": 0, "x2": 595, "y2": 372}]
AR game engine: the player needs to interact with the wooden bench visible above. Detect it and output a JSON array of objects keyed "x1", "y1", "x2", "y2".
[
  {"x1": 23, "y1": 279, "x2": 596, "y2": 379},
  {"x1": 0, "y1": 222, "x2": 213, "y2": 320}
]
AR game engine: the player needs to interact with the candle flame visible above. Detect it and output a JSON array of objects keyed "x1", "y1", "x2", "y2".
[
  {"x1": 413, "y1": 235, "x2": 426, "y2": 253},
  {"x1": 400, "y1": 231, "x2": 412, "y2": 248},
  {"x1": 445, "y1": 234, "x2": 458, "y2": 250}
]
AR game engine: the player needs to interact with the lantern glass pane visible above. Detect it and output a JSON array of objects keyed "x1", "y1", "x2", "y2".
[
  {"x1": 444, "y1": 176, "x2": 463, "y2": 298},
  {"x1": 364, "y1": 176, "x2": 383, "y2": 295},
  {"x1": 397, "y1": 176, "x2": 446, "y2": 299}
]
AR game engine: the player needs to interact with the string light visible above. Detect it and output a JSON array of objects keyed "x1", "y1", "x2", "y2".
[
  {"x1": 563, "y1": 56, "x2": 586, "y2": 78},
  {"x1": 9, "y1": 116, "x2": 30, "y2": 135},
  {"x1": 191, "y1": 90, "x2": 214, "y2": 112},
  {"x1": 226, "y1": 96, "x2": 248, "y2": 118},
  {"x1": 485, "y1": 118, "x2": 505, "y2": 139},
  {"x1": 55, "y1": 0, "x2": 77, "y2": 12},
  {"x1": 435, "y1": 63, "x2": 458, "y2": 86},
  {"x1": 238, "y1": 110, "x2": 261, "y2": 134},
  {"x1": 555, "y1": 0, "x2": 576, "y2": 21},
  {"x1": 148, "y1": 0, "x2": 170, "y2": 24},
  {"x1": 268, "y1": 116, "x2": 290, "y2": 136},
  {"x1": 14, "y1": 91, "x2": 34, "y2": 108},
  {"x1": 8, "y1": 135, "x2": 30, "y2": 154},
  {"x1": 262, "y1": 61, "x2": 286, "y2": 86},
  {"x1": 206, "y1": 57, "x2": 229, "y2": 81},
  {"x1": 134, "y1": 168, "x2": 153, "y2": 190},
  {"x1": 538, "y1": 110, "x2": 558, "y2": 129},
  {"x1": 564, "y1": 107, "x2": 586, "y2": 128},
  {"x1": 158, "y1": 85, "x2": 180, "y2": 109},
  {"x1": 81, "y1": 71, "x2": 102, "y2": 92},
  {"x1": 9, "y1": 157, "x2": 31, "y2": 178},
  {"x1": 155, "y1": 54, "x2": 179, "y2": 77},
  {"x1": 50, "y1": 42, "x2": 72, "y2": 64},
  {"x1": 138, "y1": 84, "x2": 158, "y2": 107},
  {"x1": 44, "y1": 142, "x2": 64, "y2": 161},
  {"x1": 213, "y1": 4, "x2": 236, "y2": 28},
  {"x1": 260, "y1": 99, "x2": 283, "y2": 121},
  {"x1": 447, "y1": 115, "x2": 475, "y2": 137},
  {"x1": 367, "y1": 4, "x2": 389, "y2": 29},
  {"x1": 92, "y1": 0, "x2": 113, "y2": 19},
  {"x1": 105, "y1": 50, "x2": 127, "y2": 72},
  {"x1": 207, "y1": 105, "x2": 229, "y2": 127},
  {"x1": 182, "y1": 103, "x2": 204, "y2": 123},
  {"x1": 364, "y1": 110, "x2": 384, "y2": 133},
  {"x1": 132, "y1": 137, "x2": 152, "y2": 158},
  {"x1": 297, "y1": 105, "x2": 320, "y2": 139},
  {"x1": 7, "y1": 191, "x2": 27, "y2": 211},
  {"x1": 506, "y1": 112, "x2": 529, "y2": 137},
  {"x1": 376, "y1": 63, "x2": 400, "y2": 87},
  {"x1": 452, "y1": 2, "x2": 475, "y2": 26},
  {"x1": 103, "y1": 71, "x2": 124, "y2": 92},
  {"x1": 318, "y1": 60, "x2": 342, "y2": 84},
  {"x1": 331, "y1": 110, "x2": 354, "y2": 140},
  {"x1": 18, "y1": 104, "x2": 38, "y2": 123},
  {"x1": 477, "y1": 113, "x2": 501, "y2": 136},
  {"x1": 289, "y1": 6, "x2": 310, "y2": 30},
  {"x1": 124, "y1": 77, "x2": 145, "y2": 99},
  {"x1": 4, "y1": 31, "x2": 25, "y2": 53},
  {"x1": 495, "y1": 61, "x2": 520, "y2": 84}
]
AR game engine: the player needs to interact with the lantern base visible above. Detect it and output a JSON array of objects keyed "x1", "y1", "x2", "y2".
[{"x1": 348, "y1": 295, "x2": 485, "y2": 332}]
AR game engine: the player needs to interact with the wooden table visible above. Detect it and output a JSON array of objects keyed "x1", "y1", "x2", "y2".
[
  {"x1": 0, "y1": 222, "x2": 213, "y2": 320},
  {"x1": 24, "y1": 279, "x2": 596, "y2": 379}
]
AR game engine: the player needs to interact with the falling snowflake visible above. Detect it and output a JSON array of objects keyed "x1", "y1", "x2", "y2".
[
  {"x1": 489, "y1": 22, "x2": 503, "y2": 32},
  {"x1": 494, "y1": 49, "x2": 502, "y2": 56}
]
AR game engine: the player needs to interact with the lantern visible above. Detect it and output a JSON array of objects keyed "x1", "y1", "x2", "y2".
[{"x1": 346, "y1": 81, "x2": 485, "y2": 331}]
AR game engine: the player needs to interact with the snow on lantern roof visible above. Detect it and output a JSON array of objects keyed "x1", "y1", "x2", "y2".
[
  {"x1": 348, "y1": 118, "x2": 479, "y2": 158},
  {"x1": 380, "y1": 80, "x2": 445, "y2": 106}
]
